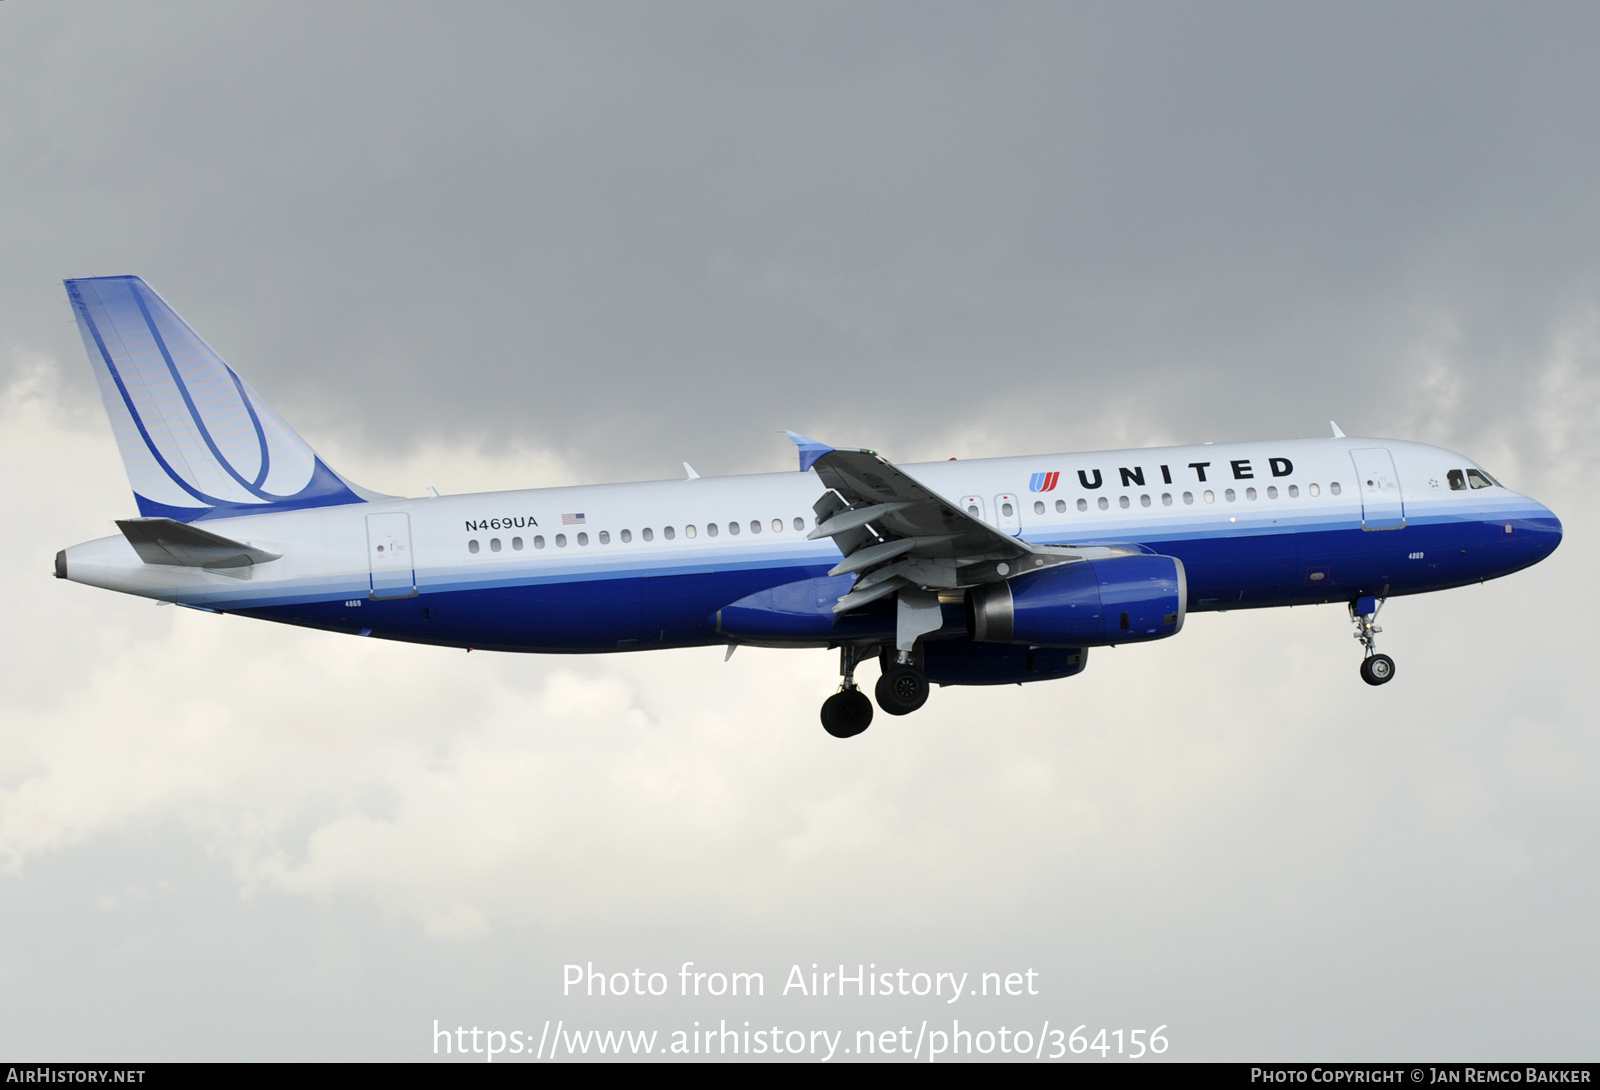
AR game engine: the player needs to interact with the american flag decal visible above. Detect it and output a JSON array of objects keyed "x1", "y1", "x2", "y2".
[{"x1": 562, "y1": 513, "x2": 586, "y2": 525}]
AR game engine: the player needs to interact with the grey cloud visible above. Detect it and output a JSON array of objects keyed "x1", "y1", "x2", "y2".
[{"x1": 5, "y1": 3, "x2": 1600, "y2": 479}]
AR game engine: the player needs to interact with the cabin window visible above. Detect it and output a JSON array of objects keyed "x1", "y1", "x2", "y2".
[
  {"x1": 1118, "y1": 496, "x2": 1130, "y2": 509},
  {"x1": 534, "y1": 535, "x2": 545, "y2": 549},
  {"x1": 707, "y1": 523, "x2": 719, "y2": 537},
  {"x1": 1266, "y1": 486, "x2": 1277, "y2": 499},
  {"x1": 1161, "y1": 493, "x2": 1172, "y2": 506},
  {"x1": 1183, "y1": 492, "x2": 1194, "y2": 504},
  {"x1": 598, "y1": 531, "x2": 610, "y2": 544},
  {"x1": 772, "y1": 519, "x2": 783, "y2": 532},
  {"x1": 1076, "y1": 498, "x2": 1087, "y2": 512},
  {"x1": 1448, "y1": 469, "x2": 1467, "y2": 491},
  {"x1": 620, "y1": 529, "x2": 632, "y2": 543},
  {"x1": 468, "y1": 539, "x2": 480, "y2": 554},
  {"x1": 726, "y1": 521, "x2": 739, "y2": 536},
  {"x1": 793, "y1": 517, "x2": 805, "y2": 531},
  {"x1": 642, "y1": 528, "x2": 653, "y2": 541},
  {"x1": 1330, "y1": 482, "x2": 1342, "y2": 495},
  {"x1": 512, "y1": 536, "x2": 524, "y2": 550},
  {"x1": 1002, "y1": 501, "x2": 1014, "y2": 517},
  {"x1": 684, "y1": 525, "x2": 697, "y2": 539},
  {"x1": 1245, "y1": 487, "x2": 1257, "y2": 500},
  {"x1": 1466, "y1": 469, "x2": 1493, "y2": 489},
  {"x1": 1288, "y1": 485, "x2": 1299, "y2": 498},
  {"x1": 664, "y1": 526, "x2": 676, "y2": 540},
  {"x1": 1034, "y1": 501, "x2": 1046, "y2": 515},
  {"x1": 1057, "y1": 499, "x2": 1068, "y2": 513},
  {"x1": 1097, "y1": 497, "x2": 1109, "y2": 510},
  {"x1": 555, "y1": 534, "x2": 567, "y2": 547},
  {"x1": 1204, "y1": 490, "x2": 1215, "y2": 503},
  {"x1": 967, "y1": 503, "x2": 980, "y2": 516},
  {"x1": 576, "y1": 532, "x2": 589, "y2": 546},
  {"x1": 749, "y1": 520, "x2": 760, "y2": 534},
  {"x1": 1309, "y1": 483, "x2": 1321, "y2": 496}
]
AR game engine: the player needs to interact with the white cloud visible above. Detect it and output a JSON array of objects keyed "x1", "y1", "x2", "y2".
[{"x1": 3, "y1": 327, "x2": 1596, "y2": 1054}]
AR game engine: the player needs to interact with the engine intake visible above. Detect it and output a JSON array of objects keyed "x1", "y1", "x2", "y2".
[{"x1": 966, "y1": 554, "x2": 1187, "y2": 647}]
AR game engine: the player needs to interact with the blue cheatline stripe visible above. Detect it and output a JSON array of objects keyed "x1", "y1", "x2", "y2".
[
  {"x1": 134, "y1": 510, "x2": 1561, "y2": 615},
  {"x1": 128, "y1": 282, "x2": 280, "y2": 500},
  {"x1": 69, "y1": 281, "x2": 226, "y2": 510}
]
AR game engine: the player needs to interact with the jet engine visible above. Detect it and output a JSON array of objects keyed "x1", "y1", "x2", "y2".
[{"x1": 966, "y1": 554, "x2": 1187, "y2": 647}]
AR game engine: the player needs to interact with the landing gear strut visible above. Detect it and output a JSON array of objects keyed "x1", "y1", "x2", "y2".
[
  {"x1": 1351, "y1": 595, "x2": 1395, "y2": 686},
  {"x1": 820, "y1": 644, "x2": 875, "y2": 738}
]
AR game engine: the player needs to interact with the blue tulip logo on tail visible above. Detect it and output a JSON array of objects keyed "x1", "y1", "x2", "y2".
[
  {"x1": 1029, "y1": 471, "x2": 1060, "y2": 493},
  {"x1": 65, "y1": 276, "x2": 371, "y2": 522}
]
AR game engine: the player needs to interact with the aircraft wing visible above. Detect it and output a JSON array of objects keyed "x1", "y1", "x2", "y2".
[{"x1": 805, "y1": 446, "x2": 1135, "y2": 613}]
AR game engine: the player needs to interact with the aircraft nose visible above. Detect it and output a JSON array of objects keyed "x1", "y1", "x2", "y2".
[{"x1": 1527, "y1": 504, "x2": 1563, "y2": 560}]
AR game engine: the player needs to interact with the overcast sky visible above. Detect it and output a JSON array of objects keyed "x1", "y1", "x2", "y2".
[{"x1": 2, "y1": 1, "x2": 1597, "y2": 1061}]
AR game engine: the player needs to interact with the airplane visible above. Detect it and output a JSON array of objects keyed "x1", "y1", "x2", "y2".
[{"x1": 53, "y1": 276, "x2": 1563, "y2": 738}]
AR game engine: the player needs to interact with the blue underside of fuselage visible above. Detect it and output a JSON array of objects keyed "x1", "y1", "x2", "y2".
[{"x1": 234, "y1": 516, "x2": 1561, "y2": 653}]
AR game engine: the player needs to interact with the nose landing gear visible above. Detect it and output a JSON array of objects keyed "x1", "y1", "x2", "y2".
[
  {"x1": 820, "y1": 644, "x2": 876, "y2": 738},
  {"x1": 1351, "y1": 595, "x2": 1395, "y2": 686}
]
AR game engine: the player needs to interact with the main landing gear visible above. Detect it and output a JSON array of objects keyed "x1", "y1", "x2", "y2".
[
  {"x1": 875, "y1": 647, "x2": 929, "y2": 717},
  {"x1": 820, "y1": 645, "x2": 875, "y2": 739},
  {"x1": 819, "y1": 645, "x2": 933, "y2": 737},
  {"x1": 1350, "y1": 595, "x2": 1396, "y2": 686}
]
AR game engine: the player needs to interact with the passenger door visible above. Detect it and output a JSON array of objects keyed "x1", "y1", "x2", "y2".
[
  {"x1": 1349, "y1": 448, "x2": 1406, "y2": 530},
  {"x1": 367, "y1": 512, "x2": 417, "y2": 598}
]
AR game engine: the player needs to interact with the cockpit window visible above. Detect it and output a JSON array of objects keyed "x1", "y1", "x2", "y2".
[
  {"x1": 1447, "y1": 469, "x2": 1467, "y2": 491},
  {"x1": 1466, "y1": 469, "x2": 1494, "y2": 489}
]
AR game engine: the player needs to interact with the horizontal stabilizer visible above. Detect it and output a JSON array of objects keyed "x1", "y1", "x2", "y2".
[{"x1": 117, "y1": 517, "x2": 281, "y2": 569}]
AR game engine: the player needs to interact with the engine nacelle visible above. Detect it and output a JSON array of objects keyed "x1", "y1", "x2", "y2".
[{"x1": 966, "y1": 554, "x2": 1187, "y2": 647}]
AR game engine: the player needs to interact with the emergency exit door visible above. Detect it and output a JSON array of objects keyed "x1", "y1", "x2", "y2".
[
  {"x1": 367, "y1": 512, "x2": 417, "y2": 598},
  {"x1": 994, "y1": 493, "x2": 1022, "y2": 535}
]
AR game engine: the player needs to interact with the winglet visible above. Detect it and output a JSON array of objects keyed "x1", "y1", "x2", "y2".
[
  {"x1": 1330, "y1": 421, "x2": 1346, "y2": 438},
  {"x1": 783, "y1": 431, "x2": 835, "y2": 473}
]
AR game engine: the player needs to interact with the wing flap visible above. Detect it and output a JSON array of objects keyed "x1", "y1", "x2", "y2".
[
  {"x1": 804, "y1": 446, "x2": 1155, "y2": 630},
  {"x1": 809, "y1": 448, "x2": 1161, "y2": 620}
]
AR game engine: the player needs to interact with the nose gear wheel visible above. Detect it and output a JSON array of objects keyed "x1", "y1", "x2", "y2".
[{"x1": 1360, "y1": 653, "x2": 1396, "y2": 686}]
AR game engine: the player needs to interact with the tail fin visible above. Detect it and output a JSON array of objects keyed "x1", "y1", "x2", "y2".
[{"x1": 65, "y1": 276, "x2": 373, "y2": 522}]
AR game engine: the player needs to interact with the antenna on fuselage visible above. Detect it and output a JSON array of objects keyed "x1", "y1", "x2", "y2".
[{"x1": 1330, "y1": 421, "x2": 1346, "y2": 438}]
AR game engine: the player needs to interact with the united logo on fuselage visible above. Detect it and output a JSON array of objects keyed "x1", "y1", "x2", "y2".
[{"x1": 1029, "y1": 472, "x2": 1060, "y2": 493}]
